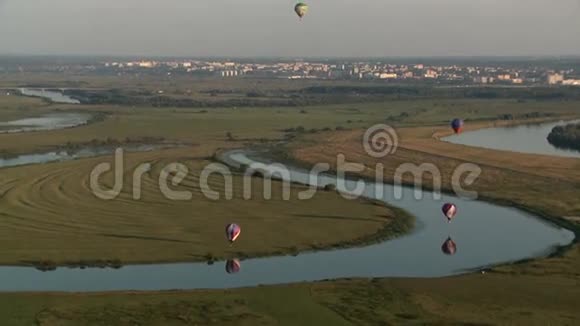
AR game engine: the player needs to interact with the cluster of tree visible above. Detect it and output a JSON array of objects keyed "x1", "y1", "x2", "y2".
[
  {"x1": 547, "y1": 123, "x2": 580, "y2": 151},
  {"x1": 301, "y1": 85, "x2": 580, "y2": 101},
  {"x1": 62, "y1": 84, "x2": 580, "y2": 109},
  {"x1": 63, "y1": 89, "x2": 338, "y2": 107},
  {"x1": 301, "y1": 85, "x2": 421, "y2": 96},
  {"x1": 497, "y1": 112, "x2": 555, "y2": 120}
]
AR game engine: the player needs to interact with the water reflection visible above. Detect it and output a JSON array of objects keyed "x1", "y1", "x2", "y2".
[
  {"x1": 441, "y1": 237, "x2": 458, "y2": 256},
  {"x1": 225, "y1": 259, "x2": 241, "y2": 274}
]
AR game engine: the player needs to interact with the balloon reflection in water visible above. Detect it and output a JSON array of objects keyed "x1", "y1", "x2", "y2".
[
  {"x1": 225, "y1": 259, "x2": 241, "y2": 274},
  {"x1": 441, "y1": 237, "x2": 457, "y2": 255}
]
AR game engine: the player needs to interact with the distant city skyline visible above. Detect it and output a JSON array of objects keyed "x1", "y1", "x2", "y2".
[{"x1": 1, "y1": 0, "x2": 579, "y2": 57}]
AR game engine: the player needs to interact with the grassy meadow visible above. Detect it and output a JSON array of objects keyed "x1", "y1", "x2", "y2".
[{"x1": 0, "y1": 145, "x2": 400, "y2": 266}]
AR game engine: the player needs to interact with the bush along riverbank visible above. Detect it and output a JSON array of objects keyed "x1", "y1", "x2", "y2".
[{"x1": 547, "y1": 123, "x2": 580, "y2": 151}]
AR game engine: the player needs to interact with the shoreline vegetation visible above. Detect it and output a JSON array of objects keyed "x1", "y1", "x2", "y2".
[{"x1": 547, "y1": 122, "x2": 580, "y2": 151}]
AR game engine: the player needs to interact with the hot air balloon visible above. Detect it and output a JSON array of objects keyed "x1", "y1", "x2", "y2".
[
  {"x1": 225, "y1": 259, "x2": 241, "y2": 274},
  {"x1": 451, "y1": 118, "x2": 464, "y2": 134},
  {"x1": 441, "y1": 203, "x2": 457, "y2": 222},
  {"x1": 294, "y1": 2, "x2": 309, "y2": 20},
  {"x1": 225, "y1": 223, "x2": 241, "y2": 243},
  {"x1": 441, "y1": 237, "x2": 457, "y2": 255}
]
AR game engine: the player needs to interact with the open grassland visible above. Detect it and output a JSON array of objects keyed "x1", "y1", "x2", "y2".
[
  {"x1": 1, "y1": 94, "x2": 579, "y2": 155},
  {"x1": 0, "y1": 95, "x2": 50, "y2": 121},
  {"x1": 0, "y1": 146, "x2": 398, "y2": 266},
  {"x1": 1, "y1": 247, "x2": 578, "y2": 325}
]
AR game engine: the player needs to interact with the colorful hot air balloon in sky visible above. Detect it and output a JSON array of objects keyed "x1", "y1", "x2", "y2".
[
  {"x1": 441, "y1": 203, "x2": 457, "y2": 222},
  {"x1": 451, "y1": 118, "x2": 464, "y2": 134},
  {"x1": 225, "y1": 223, "x2": 241, "y2": 243},
  {"x1": 225, "y1": 259, "x2": 241, "y2": 274},
  {"x1": 294, "y1": 2, "x2": 309, "y2": 20},
  {"x1": 441, "y1": 237, "x2": 457, "y2": 255}
]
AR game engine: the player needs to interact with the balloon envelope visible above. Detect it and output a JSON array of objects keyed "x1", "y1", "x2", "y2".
[
  {"x1": 451, "y1": 119, "x2": 464, "y2": 133},
  {"x1": 225, "y1": 223, "x2": 241, "y2": 243},
  {"x1": 442, "y1": 203, "x2": 457, "y2": 221},
  {"x1": 294, "y1": 3, "x2": 309, "y2": 18}
]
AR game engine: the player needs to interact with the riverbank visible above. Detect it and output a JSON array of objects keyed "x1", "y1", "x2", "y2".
[{"x1": 2, "y1": 246, "x2": 578, "y2": 325}]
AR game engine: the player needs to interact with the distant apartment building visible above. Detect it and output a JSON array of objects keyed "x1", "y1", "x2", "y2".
[
  {"x1": 473, "y1": 76, "x2": 492, "y2": 84},
  {"x1": 221, "y1": 70, "x2": 239, "y2": 77},
  {"x1": 138, "y1": 61, "x2": 156, "y2": 68},
  {"x1": 379, "y1": 73, "x2": 397, "y2": 79},
  {"x1": 562, "y1": 79, "x2": 580, "y2": 86},
  {"x1": 497, "y1": 74, "x2": 511, "y2": 81},
  {"x1": 547, "y1": 73, "x2": 565, "y2": 85},
  {"x1": 424, "y1": 70, "x2": 438, "y2": 79}
]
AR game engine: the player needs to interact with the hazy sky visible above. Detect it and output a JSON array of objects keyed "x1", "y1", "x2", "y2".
[{"x1": 0, "y1": 0, "x2": 579, "y2": 57}]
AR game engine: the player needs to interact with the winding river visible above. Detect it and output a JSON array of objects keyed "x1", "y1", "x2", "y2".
[
  {"x1": 0, "y1": 89, "x2": 90, "y2": 133},
  {"x1": 19, "y1": 88, "x2": 80, "y2": 104},
  {"x1": 0, "y1": 113, "x2": 92, "y2": 134},
  {"x1": 0, "y1": 146, "x2": 574, "y2": 292},
  {"x1": 443, "y1": 119, "x2": 580, "y2": 158},
  {"x1": 0, "y1": 145, "x2": 171, "y2": 169}
]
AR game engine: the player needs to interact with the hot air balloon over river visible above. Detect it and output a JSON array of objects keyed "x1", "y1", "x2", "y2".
[
  {"x1": 225, "y1": 223, "x2": 241, "y2": 243},
  {"x1": 441, "y1": 203, "x2": 458, "y2": 223},
  {"x1": 451, "y1": 118, "x2": 464, "y2": 134}
]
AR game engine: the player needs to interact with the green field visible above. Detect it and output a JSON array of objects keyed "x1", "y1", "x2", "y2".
[{"x1": 0, "y1": 77, "x2": 580, "y2": 325}]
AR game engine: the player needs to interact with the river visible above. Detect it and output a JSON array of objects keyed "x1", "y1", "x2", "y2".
[
  {"x1": 0, "y1": 148, "x2": 573, "y2": 292},
  {"x1": 443, "y1": 119, "x2": 580, "y2": 158},
  {"x1": 0, "y1": 145, "x2": 170, "y2": 169},
  {"x1": 0, "y1": 113, "x2": 92, "y2": 134},
  {"x1": 19, "y1": 88, "x2": 80, "y2": 104}
]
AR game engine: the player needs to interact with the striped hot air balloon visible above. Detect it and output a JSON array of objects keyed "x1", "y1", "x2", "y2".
[
  {"x1": 294, "y1": 2, "x2": 309, "y2": 20},
  {"x1": 441, "y1": 203, "x2": 457, "y2": 222},
  {"x1": 451, "y1": 118, "x2": 464, "y2": 134},
  {"x1": 441, "y1": 237, "x2": 457, "y2": 255},
  {"x1": 225, "y1": 259, "x2": 241, "y2": 274},
  {"x1": 225, "y1": 223, "x2": 241, "y2": 243}
]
